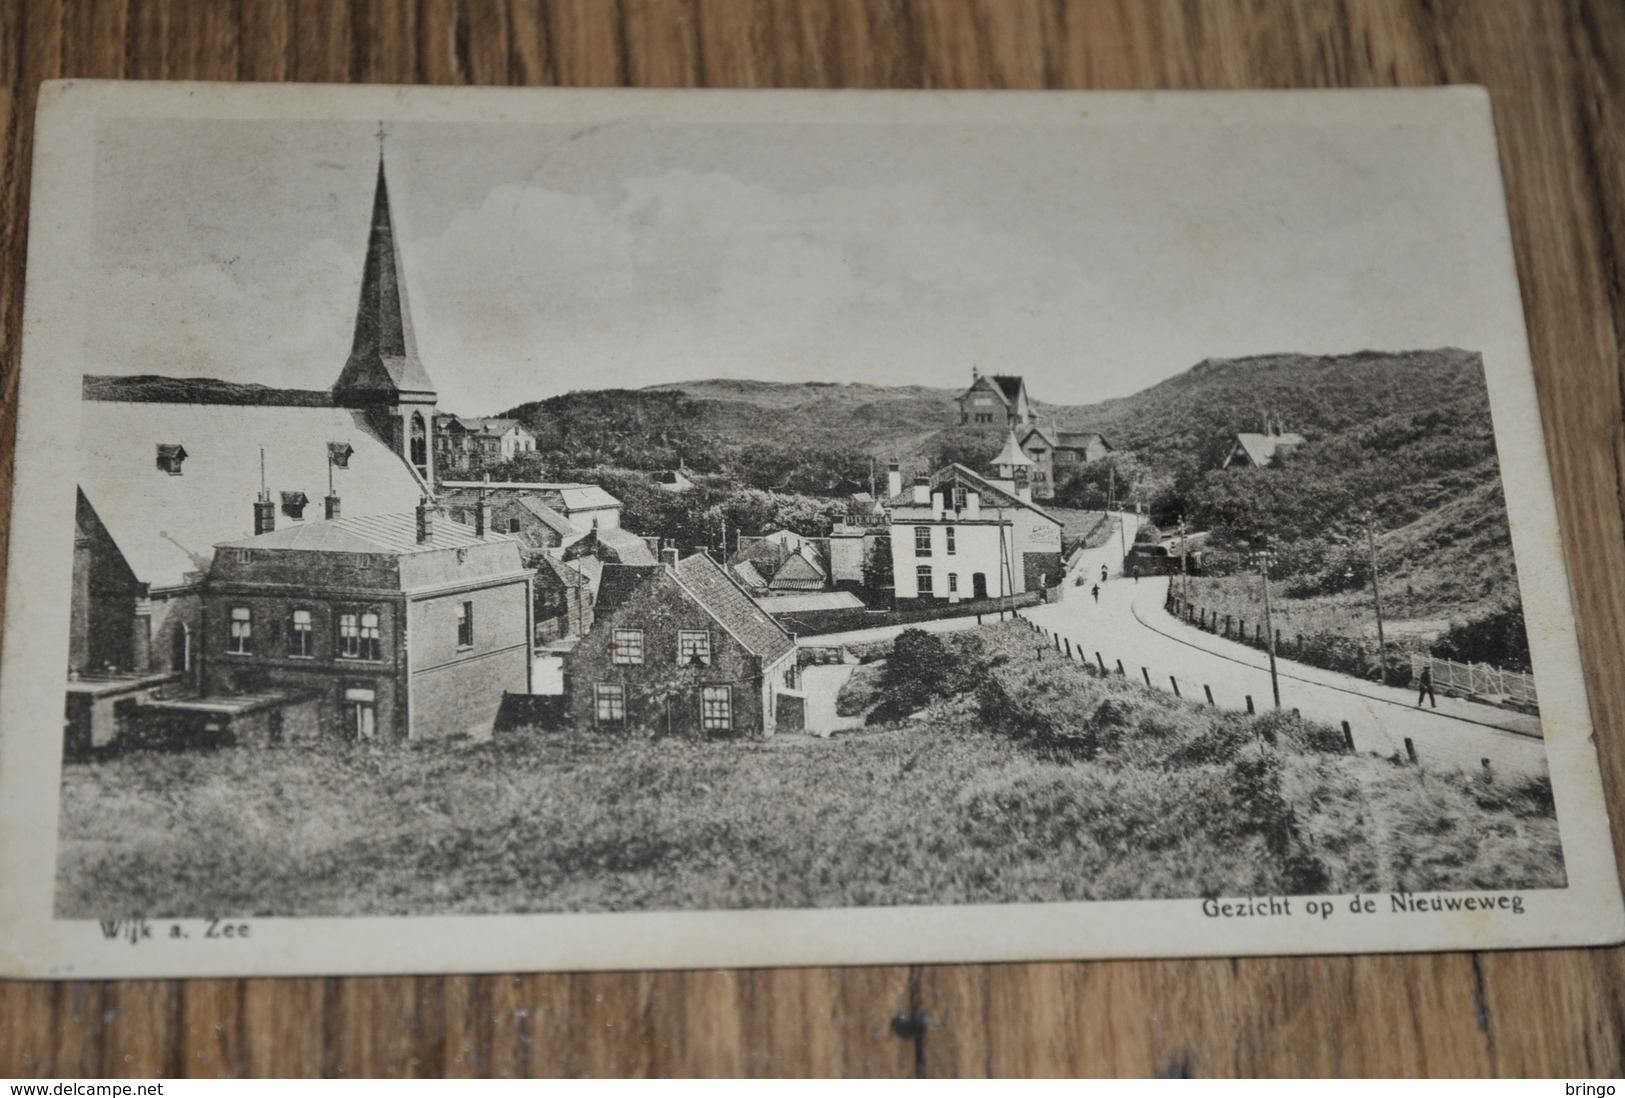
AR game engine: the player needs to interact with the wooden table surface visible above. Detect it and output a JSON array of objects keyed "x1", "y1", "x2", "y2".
[{"x1": 3, "y1": 0, "x2": 1624, "y2": 1078}]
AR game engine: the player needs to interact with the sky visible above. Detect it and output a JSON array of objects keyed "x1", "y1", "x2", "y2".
[{"x1": 87, "y1": 107, "x2": 1488, "y2": 416}]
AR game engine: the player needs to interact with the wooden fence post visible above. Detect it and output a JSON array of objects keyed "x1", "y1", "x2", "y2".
[
  {"x1": 1342, "y1": 720, "x2": 1354, "y2": 752},
  {"x1": 1246, "y1": 695, "x2": 1255, "y2": 714},
  {"x1": 1142, "y1": 666, "x2": 1151, "y2": 686},
  {"x1": 1116, "y1": 659, "x2": 1125, "y2": 676},
  {"x1": 1096, "y1": 652, "x2": 1106, "y2": 672},
  {"x1": 1405, "y1": 737, "x2": 1418, "y2": 764},
  {"x1": 1204, "y1": 684, "x2": 1215, "y2": 706},
  {"x1": 1170, "y1": 676, "x2": 1181, "y2": 698}
]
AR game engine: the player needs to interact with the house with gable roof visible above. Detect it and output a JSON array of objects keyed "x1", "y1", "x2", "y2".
[
  {"x1": 201, "y1": 503, "x2": 533, "y2": 743},
  {"x1": 881, "y1": 430, "x2": 1064, "y2": 605},
  {"x1": 956, "y1": 368, "x2": 1033, "y2": 429},
  {"x1": 1016, "y1": 425, "x2": 1114, "y2": 500},
  {"x1": 565, "y1": 550, "x2": 799, "y2": 738}
]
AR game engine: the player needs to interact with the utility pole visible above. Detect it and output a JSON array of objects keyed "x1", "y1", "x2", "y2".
[
  {"x1": 1178, "y1": 514, "x2": 1189, "y2": 603},
  {"x1": 1367, "y1": 511, "x2": 1388, "y2": 677},
  {"x1": 1253, "y1": 542, "x2": 1282, "y2": 709}
]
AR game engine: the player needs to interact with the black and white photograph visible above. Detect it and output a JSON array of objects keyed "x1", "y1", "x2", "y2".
[{"x1": 2, "y1": 82, "x2": 1620, "y2": 977}]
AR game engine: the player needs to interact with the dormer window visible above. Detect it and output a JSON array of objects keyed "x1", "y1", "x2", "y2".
[
  {"x1": 328, "y1": 442, "x2": 354, "y2": 469},
  {"x1": 281, "y1": 491, "x2": 308, "y2": 519},
  {"x1": 156, "y1": 443, "x2": 188, "y2": 475}
]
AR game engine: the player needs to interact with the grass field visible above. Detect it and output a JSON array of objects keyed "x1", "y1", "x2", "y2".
[{"x1": 55, "y1": 624, "x2": 1564, "y2": 919}]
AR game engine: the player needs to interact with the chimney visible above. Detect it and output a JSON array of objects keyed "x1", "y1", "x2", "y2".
[
  {"x1": 325, "y1": 494, "x2": 341, "y2": 520},
  {"x1": 416, "y1": 496, "x2": 433, "y2": 544},
  {"x1": 965, "y1": 490, "x2": 981, "y2": 521},
  {"x1": 887, "y1": 460, "x2": 902, "y2": 500},
  {"x1": 253, "y1": 492, "x2": 276, "y2": 535},
  {"x1": 661, "y1": 547, "x2": 680, "y2": 569},
  {"x1": 912, "y1": 476, "x2": 930, "y2": 506},
  {"x1": 474, "y1": 496, "x2": 492, "y2": 538}
]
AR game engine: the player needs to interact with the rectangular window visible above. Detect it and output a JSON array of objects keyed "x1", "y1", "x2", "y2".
[
  {"x1": 954, "y1": 487, "x2": 967, "y2": 510},
  {"x1": 916, "y1": 565, "x2": 934, "y2": 596},
  {"x1": 947, "y1": 574, "x2": 959, "y2": 594},
  {"x1": 595, "y1": 683, "x2": 626, "y2": 726},
  {"x1": 344, "y1": 686, "x2": 376, "y2": 741},
  {"x1": 338, "y1": 611, "x2": 383, "y2": 661},
  {"x1": 227, "y1": 607, "x2": 252, "y2": 654},
  {"x1": 612, "y1": 628, "x2": 644, "y2": 665},
  {"x1": 289, "y1": 609, "x2": 314, "y2": 657},
  {"x1": 701, "y1": 685, "x2": 733, "y2": 732},
  {"x1": 678, "y1": 630, "x2": 712, "y2": 666},
  {"x1": 945, "y1": 526, "x2": 956, "y2": 555},
  {"x1": 457, "y1": 600, "x2": 475, "y2": 648},
  {"x1": 508, "y1": 518, "x2": 522, "y2": 533},
  {"x1": 914, "y1": 526, "x2": 932, "y2": 556}
]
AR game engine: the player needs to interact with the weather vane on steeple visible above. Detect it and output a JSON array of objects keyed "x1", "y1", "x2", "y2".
[{"x1": 376, "y1": 120, "x2": 387, "y2": 161}]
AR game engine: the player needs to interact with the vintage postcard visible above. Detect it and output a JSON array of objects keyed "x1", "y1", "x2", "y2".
[{"x1": 1, "y1": 81, "x2": 1620, "y2": 979}]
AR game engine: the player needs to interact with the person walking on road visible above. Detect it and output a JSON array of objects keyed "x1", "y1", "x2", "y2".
[
  {"x1": 1100, "y1": 564, "x2": 1109, "y2": 584},
  {"x1": 1417, "y1": 665, "x2": 1437, "y2": 708},
  {"x1": 1091, "y1": 583, "x2": 1100, "y2": 604}
]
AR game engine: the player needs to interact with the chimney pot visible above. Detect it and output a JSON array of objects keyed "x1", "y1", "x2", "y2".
[
  {"x1": 416, "y1": 497, "x2": 433, "y2": 543},
  {"x1": 325, "y1": 494, "x2": 341, "y2": 520},
  {"x1": 253, "y1": 493, "x2": 276, "y2": 535}
]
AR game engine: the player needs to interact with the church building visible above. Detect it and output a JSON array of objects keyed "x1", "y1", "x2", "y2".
[{"x1": 66, "y1": 151, "x2": 449, "y2": 751}]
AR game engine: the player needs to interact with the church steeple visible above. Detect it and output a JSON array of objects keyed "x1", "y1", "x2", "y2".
[
  {"x1": 333, "y1": 151, "x2": 436, "y2": 403},
  {"x1": 333, "y1": 143, "x2": 438, "y2": 486}
]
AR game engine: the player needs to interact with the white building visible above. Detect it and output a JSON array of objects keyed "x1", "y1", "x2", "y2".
[{"x1": 884, "y1": 432, "x2": 1064, "y2": 605}]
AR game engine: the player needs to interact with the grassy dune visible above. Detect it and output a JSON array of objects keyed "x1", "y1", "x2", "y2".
[{"x1": 55, "y1": 624, "x2": 1563, "y2": 919}]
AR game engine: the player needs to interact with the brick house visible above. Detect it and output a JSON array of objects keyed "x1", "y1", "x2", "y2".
[
  {"x1": 204, "y1": 505, "x2": 533, "y2": 741},
  {"x1": 565, "y1": 551, "x2": 798, "y2": 738}
]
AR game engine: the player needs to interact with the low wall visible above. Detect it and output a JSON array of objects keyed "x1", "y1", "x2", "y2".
[{"x1": 771, "y1": 588, "x2": 1046, "y2": 637}]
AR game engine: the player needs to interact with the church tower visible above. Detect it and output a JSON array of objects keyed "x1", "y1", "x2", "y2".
[{"x1": 332, "y1": 149, "x2": 438, "y2": 486}]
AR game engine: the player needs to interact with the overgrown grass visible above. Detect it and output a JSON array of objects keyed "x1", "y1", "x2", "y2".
[{"x1": 56, "y1": 623, "x2": 1564, "y2": 918}]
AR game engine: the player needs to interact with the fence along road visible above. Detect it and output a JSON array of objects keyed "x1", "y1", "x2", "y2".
[{"x1": 1025, "y1": 515, "x2": 1550, "y2": 780}]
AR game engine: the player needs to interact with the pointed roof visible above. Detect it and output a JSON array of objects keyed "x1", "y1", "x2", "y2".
[
  {"x1": 993, "y1": 429, "x2": 1033, "y2": 469},
  {"x1": 333, "y1": 158, "x2": 436, "y2": 402}
]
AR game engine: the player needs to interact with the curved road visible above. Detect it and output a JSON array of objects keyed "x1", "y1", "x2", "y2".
[{"x1": 1023, "y1": 515, "x2": 1549, "y2": 779}]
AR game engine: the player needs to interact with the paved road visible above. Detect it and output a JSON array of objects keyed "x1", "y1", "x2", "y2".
[{"x1": 1023, "y1": 519, "x2": 1549, "y2": 778}]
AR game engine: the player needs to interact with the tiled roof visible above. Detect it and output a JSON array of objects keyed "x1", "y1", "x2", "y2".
[
  {"x1": 1231, "y1": 432, "x2": 1306, "y2": 467},
  {"x1": 596, "y1": 526, "x2": 658, "y2": 566},
  {"x1": 908, "y1": 463, "x2": 1066, "y2": 528},
  {"x1": 991, "y1": 375, "x2": 1025, "y2": 403},
  {"x1": 79, "y1": 399, "x2": 426, "y2": 589},
  {"x1": 540, "y1": 486, "x2": 621, "y2": 513},
  {"x1": 675, "y1": 553, "x2": 796, "y2": 662},
  {"x1": 1056, "y1": 431, "x2": 1108, "y2": 450},
  {"x1": 1019, "y1": 425, "x2": 1057, "y2": 449},
  {"x1": 220, "y1": 512, "x2": 514, "y2": 555},
  {"x1": 594, "y1": 564, "x2": 660, "y2": 619},
  {"x1": 514, "y1": 496, "x2": 578, "y2": 538},
  {"x1": 731, "y1": 561, "x2": 768, "y2": 589}
]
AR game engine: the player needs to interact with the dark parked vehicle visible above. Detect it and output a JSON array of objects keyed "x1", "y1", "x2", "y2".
[{"x1": 1124, "y1": 542, "x2": 1205, "y2": 578}]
